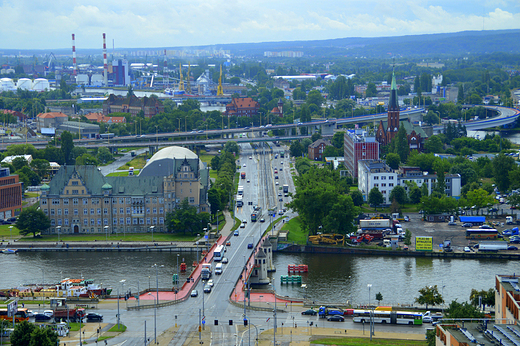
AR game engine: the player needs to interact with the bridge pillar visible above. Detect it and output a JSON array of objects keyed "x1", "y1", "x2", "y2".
[
  {"x1": 321, "y1": 123, "x2": 335, "y2": 136},
  {"x1": 148, "y1": 145, "x2": 159, "y2": 156},
  {"x1": 108, "y1": 147, "x2": 117, "y2": 154}
]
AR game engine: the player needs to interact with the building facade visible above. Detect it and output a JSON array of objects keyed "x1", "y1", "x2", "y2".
[
  {"x1": 41, "y1": 146, "x2": 209, "y2": 235},
  {"x1": 398, "y1": 166, "x2": 461, "y2": 198},
  {"x1": 224, "y1": 97, "x2": 259, "y2": 117},
  {"x1": 495, "y1": 274, "x2": 520, "y2": 324},
  {"x1": 0, "y1": 167, "x2": 22, "y2": 220},
  {"x1": 308, "y1": 139, "x2": 331, "y2": 161},
  {"x1": 344, "y1": 129, "x2": 379, "y2": 178},
  {"x1": 358, "y1": 160, "x2": 397, "y2": 205},
  {"x1": 37, "y1": 112, "x2": 69, "y2": 132},
  {"x1": 103, "y1": 94, "x2": 164, "y2": 119},
  {"x1": 376, "y1": 71, "x2": 400, "y2": 146}
]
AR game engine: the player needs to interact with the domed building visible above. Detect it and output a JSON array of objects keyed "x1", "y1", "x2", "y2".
[{"x1": 40, "y1": 146, "x2": 209, "y2": 236}]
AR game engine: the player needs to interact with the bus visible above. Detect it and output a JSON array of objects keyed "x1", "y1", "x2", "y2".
[
  {"x1": 236, "y1": 195, "x2": 243, "y2": 207},
  {"x1": 352, "y1": 310, "x2": 422, "y2": 325},
  {"x1": 213, "y1": 245, "x2": 225, "y2": 262},
  {"x1": 465, "y1": 229, "x2": 499, "y2": 239},
  {"x1": 0, "y1": 308, "x2": 30, "y2": 323}
]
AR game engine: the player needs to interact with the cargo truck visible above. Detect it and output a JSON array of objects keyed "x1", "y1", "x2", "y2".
[
  {"x1": 201, "y1": 263, "x2": 212, "y2": 280},
  {"x1": 241, "y1": 172, "x2": 246, "y2": 179},
  {"x1": 478, "y1": 241, "x2": 508, "y2": 251},
  {"x1": 236, "y1": 195, "x2": 243, "y2": 207},
  {"x1": 237, "y1": 186, "x2": 244, "y2": 196},
  {"x1": 49, "y1": 298, "x2": 86, "y2": 323},
  {"x1": 359, "y1": 219, "x2": 392, "y2": 230}
]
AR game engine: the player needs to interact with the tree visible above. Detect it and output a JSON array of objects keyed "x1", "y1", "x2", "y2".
[
  {"x1": 466, "y1": 188, "x2": 494, "y2": 209},
  {"x1": 424, "y1": 135, "x2": 443, "y2": 153},
  {"x1": 351, "y1": 190, "x2": 364, "y2": 207},
  {"x1": 415, "y1": 285, "x2": 444, "y2": 309},
  {"x1": 223, "y1": 141, "x2": 240, "y2": 155},
  {"x1": 30, "y1": 159, "x2": 50, "y2": 179},
  {"x1": 60, "y1": 131, "x2": 74, "y2": 164},
  {"x1": 365, "y1": 82, "x2": 377, "y2": 97},
  {"x1": 493, "y1": 153, "x2": 515, "y2": 192},
  {"x1": 409, "y1": 186, "x2": 422, "y2": 204},
  {"x1": 385, "y1": 153, "x2": 400, "y2": 169},
  {"x1": 9, "y1": 320, "x2": 58, "y2": 346},
  {"x1": 10, "y1": 320, "x2": 34, "y2": 346},
  {"x1": 306, "y1": 90, "x2": 324, "y2": 108},
  {"x1": 469, "y1": 288, "x2": 495, "y2": 310},
  {"x1": 375, "y1": 292, "x2": 383, "y2": 305},
  {"x1": 290, "y1": 141, "x2": 303, "y2": 158},
  {"x1": 445, "y1": 300, "x2": 484, "y2": 319},
  {"x1": 331, "y1": 131, "x2": 345, "y2": 150},
  {"x1": 395, "y1": 126, "x2": 409, "y2": 162},
  {"x1": 368, "y1": 187, "x2": 383, "y2": 210},
  {"x1": 12, "y1": 157, "x2": 29, "y2": 171},
  {"x1": 424, "y1": 111, "x2": 440, "y2": 125},
  {"x1": 75, "y1": 153, "x2": 99, "y2": 165},
  {"x1": 389, "y1": 185, "x2": 407, "y2": 205},
  {"x1": 15, "y1": 207, "x2": 51, "y2": 238},
  {"x1": 207, "y1": 187, "x2": 222, "y2": 215}
]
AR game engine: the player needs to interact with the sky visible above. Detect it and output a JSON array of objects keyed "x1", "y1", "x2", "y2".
[{"x1": 1, "y1": 0, "x2": 519, "y2": 50}]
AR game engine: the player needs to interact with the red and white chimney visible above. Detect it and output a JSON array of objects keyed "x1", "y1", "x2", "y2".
[
  {"x1": 103, "y1": 33, "x2": 108, "y2": 86},
  {"x1": 72, "y1": 34, "x2": 77, "y2": 75}
]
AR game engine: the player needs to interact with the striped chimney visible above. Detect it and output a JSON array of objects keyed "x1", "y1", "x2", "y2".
[
  {"x1": 72, "y1": 34, "x2": 77, "y2": 75},
  {"x1": 103, "y1": 33, "x2": 108, "y2": 86}
]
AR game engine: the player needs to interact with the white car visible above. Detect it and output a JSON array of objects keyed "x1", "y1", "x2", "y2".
[
  {"x1": 243, "y1": 164, "x2": 246, "y2": 167},
  {"x1": 207, "y1": 279, "x2": 214, "y2": 287},
  {"x1": 222, "y1": 257, "x2": 228, "y2": 263},
  {"x1": 464, "y1": 247, "x2": 471, "y2": 252},
  {"x1": 43, "y1": 310, "x2": 54, "y2": 317}
]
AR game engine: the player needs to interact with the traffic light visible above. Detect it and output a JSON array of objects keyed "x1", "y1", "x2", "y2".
[
  {"x1": 243, "y1": 319, "x2": 248, "y2": 326},
  {"x1": 229, "y1": 320, "x2": 233, "y2": 325},
  {"x1": 214, "y1": 320, "x2": 218, "y2": 326}
]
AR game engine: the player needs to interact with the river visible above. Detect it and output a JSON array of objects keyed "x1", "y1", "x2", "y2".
[{"x1": 1, "y1": 251, "x2": 516, "y2": 306}]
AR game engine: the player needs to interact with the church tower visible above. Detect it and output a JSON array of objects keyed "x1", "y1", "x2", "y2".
[{"x1": 386, "y1": 70, "x2": 400, "y2": 143}]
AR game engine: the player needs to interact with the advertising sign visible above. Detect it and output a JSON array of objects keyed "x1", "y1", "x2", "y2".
[{"x1": 415, "y1": 236, "x2": 433, "y2": 251}]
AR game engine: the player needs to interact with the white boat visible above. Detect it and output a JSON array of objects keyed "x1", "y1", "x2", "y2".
[{"x1": 1, "y1": 248, "x2": 18, "y2": 254}]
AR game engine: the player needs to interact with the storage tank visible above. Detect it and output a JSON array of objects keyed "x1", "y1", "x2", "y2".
[
  {"x1": 16, "y1": 78, "x2": 32, "y2": 90},
  {"x1": 75, "y1": 74, "x2": 89, "y2": 85},
  {"x1": 0, "y1": 78, "x2": 15, "y2": 91},
  {"x1": 91, "y1": 74, "x2": 104, "y2": 86},
  {"x1": 32, "y1": 78, "x2": 50, "y2": 92}
]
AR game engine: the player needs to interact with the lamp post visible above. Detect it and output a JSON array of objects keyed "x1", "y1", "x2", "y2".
[
  {"x1": 151, "y1": 264, "x2": 163, "y2": 310},
  {"x1": 56, "y1": 225, "x2": 61, "y2": 243},
  {"x1": 367, "y1": 283, "x2": 373, "y2": 340},
  {"x1": 104, "y1": 225, "x2": 108, "y2": 242},
  {"x1": 117, "y1": 279, "x2": 125, "y2": 329},
  {"x1": 148, "y1": 292, "x2": 157, "y2": 345},
  {"x1": 8, "y1": 225, "x2": 13, "y2": 243},
  {"x1": 216, "y1": 210, "x2": 220, "y2": 234},
  {"x1": 150, "y1": 225, "x2": 155, "y2": 243}
]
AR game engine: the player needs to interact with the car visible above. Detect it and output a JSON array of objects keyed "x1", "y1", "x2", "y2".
[
  {"x1": 480, "y1": 225, "x2": 493, "y2": 229},
  {"x1": 207, "y1": 279, "x2": 214, "y2": 287},
  {"x1": 510, "y1": 238, "x2": 520, "y2": 244},
  {"x1": 327, "y1": 315, "x2": 344, "y2": 322},
  {"x1": 404, "y1": 215, "x2": 410, "y2": 222},
  {"x1": 284, "y1": 193, "x2": 289, "y2": 197},
  {"x1": 279, "y1": 198, "x2": 283, "y2": 202},
  {"x1": 247, "y1": 179, "x2": 250, "y2": 183},
  {"x1": 240, "y1": 223, "x2": 246, "y2": 228},
  {"x1": 464, "y1": 247, "x2": 471, "y2": 252},
  {"x1": 26, "y1": 310, "x2": 34, "y2": 317},
  {"x1": 243, "y1": 164, "x2": 246, "y2": 167},
  {"x1": 34, "y1": 313, "x2": 52, "y2": 322},
  {"x1": 244, "y1": 127, "x2": 250, "y2": 130},
  {"x1": 275, "y1": 176, "x2": 279, "y2": 179},
  {"x1": 280, "y1": 167, "x2": 283, "y2": 171},
  {"x1": 508, "y1": 246, "x2": 518, "y2": 250},
  {"x1": 301, "y1": 309, "x2": 317, "y2": 316},
  {"x1": 190, "y1": 130, "x2": 197, "y2": 134},
  {"x1": 204, "y1": 284, "x2": 212, "y2": 293},
  {"x1": 275, "y1": 182, "x2": 279, "y2": 185},
  {"x1": 278, "y1": 192, "x2": 282, "y2": 197},
  {"x1": 242, "y1": 219, "x2": 247, "y2": 224},
  {"x1": 503, "y1": 229, "x2": 513, "y2": 236},
  {"x1": 278, "y1": 210, "x2": 284, "y2": 215},
  {"x1": 462, "y1": 223, "x2": 473, "y2": 228},
  {"x1": 247, "y1": 243, "x2": 253, "y2": 249},
  {"x1": 222, "y1": 257, "x2": 228, "y2": 263},
  {"x1": 198, "y1": 130, "x2": 204, "y2": 133},
  {"x1": 86, "y1": 312, "x2": 103, "y2": 322},
  {"x1": 249, "y1": 156, "x2": 252, "y2": 159},
  {"x1": 274, "y1": 170, "x2": 278, "y2": 174},
  {"x1": 226, "y1": 241, "x2": 231, "y2": 246},
  {"x1": 234, "y1": 230, "x2": 239, "y2": 236},
  {"x1": 260, "y1": 218, "x2": 265, "y2": 223},
  {"x1": 43, "y1": 310, "x2": 54, "y2": 318},
  {"x1": 448, "y1": 221, "x2": 457, "y2": 226},
  {"x1": 191, "y1": 289, "x2": 198, "y2": 297}
]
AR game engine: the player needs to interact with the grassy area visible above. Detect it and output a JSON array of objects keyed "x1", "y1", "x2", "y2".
[
  {"x1": 108, "y1": 324, "x2": 127, "y2": 333},
  {"x1": 281, "y1": 217, "x2": 308, "y2": 244},
  {"x1": 311, "y1": 338, "x2": 427, "y2": 345},
  {"x1": 18, "y1": 233, "x2": 197, "y2": 242},
  {"x1": 24, "y1": 192, "x2": 40, "y2": 198},
  {"x1": 106, "y1": 170, "x2": 139, "y2": 177},
  {"x1": 199, "y1": 154, "x2": 216, "y2": 165},
  {"x1": 118, "y1": 155, "x2": 147, "y2": 170},
  {"x1": 0, "y1": 224, "x2": 20, "y2": 238},
  {"x1": 98, "y1": 336, "x2": 115, "y2": 341}
]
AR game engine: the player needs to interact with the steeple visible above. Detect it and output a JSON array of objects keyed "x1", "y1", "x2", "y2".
[{"x1": 388, "y1": 69, "x2": 398, "y2": 110}]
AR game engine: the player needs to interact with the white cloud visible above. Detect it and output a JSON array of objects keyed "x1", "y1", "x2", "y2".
[{"x1": 0, "y1": 0, "x2": 519, "y2": 49}]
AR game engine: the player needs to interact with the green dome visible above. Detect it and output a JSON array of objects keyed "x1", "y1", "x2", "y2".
[
  {"x1": 102, "y1": 182, "x2": 112, "y2": 190},
  {"x1": 40, "y1": 184, "x2": 50, "y2": 190}
]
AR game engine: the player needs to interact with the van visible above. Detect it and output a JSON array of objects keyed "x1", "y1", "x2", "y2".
[{"x1": 215, "y1": 263, "x2": 223, "y2": 275}]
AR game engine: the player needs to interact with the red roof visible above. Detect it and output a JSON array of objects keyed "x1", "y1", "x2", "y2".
[{"x1": 37, "y1": 112, "x2": 68, "y2": 119}]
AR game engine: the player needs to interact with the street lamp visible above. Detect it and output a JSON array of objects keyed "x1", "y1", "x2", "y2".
[
  {"x1": 56, "y1": 225, "x2": 61, "y2": 243},
  {"x1": 104, "y1": 225, "x2": 108, "y2": 242},
  {"x1": 216, "y1": 210, "x2": 220, "y2": 233},
  {"x1": 150, "y1": 225, "x2": 155, "y2": 243},
  {"x1": 8, "y1": 225, "x2": 13, "y2": 243},
  {"x1": 151, "y1": 264, "x2": 164, "y2": 311},
  {"x1": 367, "y1": 283, "x2": 373, "y2": 341},
  {"x1": 117, "y1": 279, "x2": 126, "y2": 329},
  {"x1": 148, "y1": 292, "x2": 157, "y2": 345}
]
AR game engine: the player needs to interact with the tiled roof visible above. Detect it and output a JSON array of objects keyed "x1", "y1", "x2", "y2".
[
  {"x1": 37, "y1": 112, "x2": 68, "y2": 119},
  {"x1": 309, "y1": 139, "x2": 331, "y2": 148}
]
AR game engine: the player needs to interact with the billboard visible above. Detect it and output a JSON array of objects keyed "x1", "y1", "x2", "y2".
[{"x1": 415, "y1": 236, "x2": 433, "y2": 252}]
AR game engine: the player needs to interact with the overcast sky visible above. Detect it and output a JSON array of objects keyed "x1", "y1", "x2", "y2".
[{"x1": 1, "y1": 0, "x2": 519, "y2": 50}]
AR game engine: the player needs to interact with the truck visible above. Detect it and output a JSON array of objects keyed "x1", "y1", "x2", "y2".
[
  {"x1": 391, "y1": 213, "x2": 405, "y2": 222},
  {"x1": 283, "y1": 184, "x2": 289, "y2": 194},
  {"x1": 236, "y1": 195, "x2": 243, "y2": 207},
  {"x1": 237, "y1": 186, "x2": 244, "y2": 196},
  {"x1": 356, "y1": 229, "x2": 389, "y2": 240},
  {"x1": 49, "y1": 298, "x2": 86, "y2": 323},
  {"x1": 478, "y1": 241, "x2": 508, "y2": 251},
  {"x1": 359, "y1": 219, "x2": 392, "y2": 230},
  {"x1": 318, "y1": 306, "x2": 345, "y2": 318},
  {"x1": 131, "y1": 151, "x2": 136, "y2": 157},
  {"x1": 506, "y1": 216, "x2": 514, "y2": 225},
  {"x1": 201, "y1": 263, "x2": 212, "y2": 280},
  {"x1": 422, "y1": 311, "x2": 443, "y2": 323},
  {"x1": 241, "y1": 172, "x2": 246, "y2": 179}
]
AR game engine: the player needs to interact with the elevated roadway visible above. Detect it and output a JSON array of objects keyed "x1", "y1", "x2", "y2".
[{"x1": 433, "y1": 106, "x2": 520, "y2": 133}]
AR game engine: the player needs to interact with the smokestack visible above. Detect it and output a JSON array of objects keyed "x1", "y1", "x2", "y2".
[
  {"x1": 103, "y1": 33, "x2": 108, "y2": 86},
  {"x1": 163, "y1": 49, "x2": 167, "y2": 71},
  {"x1": 72, "y1": 34, "x2": 77, "y2": 75}
]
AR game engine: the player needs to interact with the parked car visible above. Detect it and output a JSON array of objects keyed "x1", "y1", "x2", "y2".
[
  {"x1": 207, "y1": 279, "x2": 214, "y2": 287},
  {"x1": 301, "y1": 309, "x2": 317, "y2": 316},
  {"x1": 191, "y1": 290, "x2": 198, "y2": 297},
  {"x1": 480, "y1": 225, "x2": 493, "y2": 229},
  {"x1": 34, "y1": 313, "x2": 52, "y2": 322},
  {"x1": 240, "y1": 223, "x2": 246, "y2": 228},
  {"x1": 43, "y1": 310, "x2": 54, "y2": 318},
  {"x1": 508, "y1": 246, "x2": 518, "y2": 251},
  {"x1": 86, "y1": 313, "x2": 103, "y2": 322},
  {"x1": 327, "y1": 315, "x2": 344, "y2": 322},
  {"x1": 448, "y1": 221, "x2": 457, "y2": 226},
  {"x1": 234, "y1": 230, "x2": 239, "y2": 236},
  {"x1": 464, "y1": 247, "x2": 471, "y2": 252},
  {"x1": 462, "y1": 223, "x2": 473, "y2": 228},
  {"x1": 204, "y1": 284, "x2": 212, "y2": 293},
  {"x1": 260, "y1": 218, "x2": 265, "y2": 223},
  {"x1": 404, "y1": 215, "x2": 410, "y2": 222}
]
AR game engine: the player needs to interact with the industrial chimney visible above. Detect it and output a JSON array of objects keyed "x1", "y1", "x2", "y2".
[
  {"x1": 103, "y1": 33, "x2": 108, "y2": 86},
  {"x1": 72, "y1": 34, "x2": 77, "y2": 75}
]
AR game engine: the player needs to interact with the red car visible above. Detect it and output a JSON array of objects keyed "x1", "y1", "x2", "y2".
[{"x1": 226, "y1": 241, "x2": 231, "y2": 246}]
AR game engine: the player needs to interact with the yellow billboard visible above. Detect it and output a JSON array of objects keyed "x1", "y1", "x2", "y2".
[{"x1": 415, "y1": 236, "x2": 433, "y2": 251}]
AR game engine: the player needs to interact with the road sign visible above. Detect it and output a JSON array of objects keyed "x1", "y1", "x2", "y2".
[{"x1": 7, "y1": 300, "x2": 17, "y2": 317}]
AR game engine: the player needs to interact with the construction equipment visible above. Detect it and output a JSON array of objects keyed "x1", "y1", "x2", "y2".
[{"x1": 308, "y1": 233, "x2": 345, "y2": 245}]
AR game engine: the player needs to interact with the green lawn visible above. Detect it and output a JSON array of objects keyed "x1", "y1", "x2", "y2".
[
  {"x1": 311, "y1": 338, "x2": 427, "y2": 345},
  {"x1": 106, "y1": 170, "x2": 139, "y2": 177},
  {"x1": 199, "y1": 154, "x2": 216, "y2": 165},
  {"x1": 280, "y1": 217, "x2": 308, "y2": 244},
  {"x1": 118, "y1": 155, "x2": 148, "y2": 170},
  {"x1": 0, "y1": 224, "x2": 20, "y2": 239},
  {"x1": 18, "y1": 233, "x2": 197, "y2": 242},
  {"x1": 210, "y1": 170, "x2": 218, "y2": 180},
  {"x1": 108, "y1": 324, "x2": 127, "y2": 333},
  {"x1": 24, "y1": 192, "x2": 40, "y2": 198}
]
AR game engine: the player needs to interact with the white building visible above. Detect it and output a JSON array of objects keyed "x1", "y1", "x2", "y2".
[{"x1": 358, "y1": 160, "x2": 397, "y2": 205}]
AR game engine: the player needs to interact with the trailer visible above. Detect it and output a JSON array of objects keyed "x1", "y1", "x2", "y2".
[
  {"x1": 49, "y1": 298, "x2": 85, "y2": 323},
  {"x1": 359, "y1": 219, "x2": 392, "y2": 230},
  {"x1": 478, "y1": 241, "x2": 508, "y2": 251}
]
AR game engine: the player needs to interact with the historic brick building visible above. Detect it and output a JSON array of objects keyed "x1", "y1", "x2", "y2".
[
  {"x1": 102, "y1": 94, "x2": 164, "y2": 119},
  {"x1": 224, "y1": 97, "x2": 259, "y2": 117},
  {"x1": 0, "y1": 167, "x2": 22, "y2": 220},
  {"x1": 308, "y1": 139, "x2": 331, "y2": 161}
]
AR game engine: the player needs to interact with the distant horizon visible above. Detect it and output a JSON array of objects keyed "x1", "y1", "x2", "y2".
[
  {"x1": 1, "y1": 0, "x2": 519, "y2": 50},
  {"x1": 1, "y1": 28, "x2": 518, "y2": 53}
]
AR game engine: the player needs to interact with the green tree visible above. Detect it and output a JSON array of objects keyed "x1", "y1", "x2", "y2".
[
  {"x1": 493, "y1": 153, "x2": 515, "y2": 192},
  {"x1": 10, "y1": 320, "x2": 35, "y2": 346},
  {"x1": 445, "y1": 300, "x2": 484, "y2": 319},
  {"x1": 424, "y1": 111, "x2": 440, "y2": 125},
  {"x1": 415, "y1": 285, "x2": 444, "y2": 309},
  {"x1": 15, "y1": 207, "x2": 51, "y2": 238},
  {"x1": 424, "y1": 135, "x2": 443, "y2": 153},
  {"x1": 395, "y1": 126, "x2": 409, "y2": 162},
  {"x1": 97, "y1": 147, "x2": 113, "y2": 164},
  {"x1": 389, "y1": 185, "x2": 407, "y2": 205},
  {"x1": 306, "y1": 90, "x2": 324, "y2": 108},
  {"x1": 60, "y1": 131, "x2": 74, "y2": 164},
  {"x1": 469, "y1": 288, "x2": 495, "y2": 310},
  {"x1": 12, "y1": 157, "x2": 29, "y2": 171},
  {"x1": 28, "y1": 326, "x2": 59, "y2": 346},
  {"x1": 375, "y1": 292, "x2": 383, "y2": 305},
  {"x1": 450, "y1": 162, "x2": 477, "y2": 186},
  {"x1": 466, "y1": 188, "x2": 494, "y2": 209},
  {"x1": 17, "y1": 166, "x2": 40, "y2": 186},
  {"x1": 365, "y1": 82, "x2": 377, "y2": 97},
  {"x1": 75, "y1": 153, "x2": 99, "y2": 165},
  {"x1": 368, "y1": 187, "x2": 384, "y2": 210},
  {"x1": 351, "y1": 190, "x2": 364, "y2": 207},
  {"x1": 207, "y1": 187, "x2": 222, "y2": 215},
  {"x1": 30, "y1": 159, "x2": 50, "y2": 179},
  {"x1": 409, "y1": 186, "x2": 422, "y2": 204},
  {"x1": 331, "y1": 131, "x2": 345, "y2": 150},
  {"x1": 290, "y1": 141, "x2": 303, "y2": 158},
  {"x1": 385, "y1": 153, "x2": 400, "y2": 170},
  {"x1": 223, "y1": 141, "x2": 240, "y2": 155}
]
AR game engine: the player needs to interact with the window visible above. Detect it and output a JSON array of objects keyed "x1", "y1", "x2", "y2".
[
  {"x1": 126, "y1": 217, "x2": 131, "y2": 225},
  {"x1": 159, "y1": 207, "x2": 164, "y2": 214},
  {"x1": 42, "y1": 199, "x2": 47, "y2": 205},
  {"x1": 97, "y1": 208, "x2": 101, "y2": 215},
  {"x1": 189, "y1": 197, "x2": 195, "y2": 203},
  {"x1": 152, "y1": 198, "x2": 157, "y2": 204},
  {"x1": 382, "y1": 190, "x2": 386, "y2": 194},
  {"x1": 126, "y1": 207, "x2": 131, "y2": 214},
  {"x1": 112, "y1": 198, "x2": 117, "y2": 204},
  {"x1": 153, "y1": 217, "x2": 158, "y2": 225},
  {"x1": 64, "y1": 219, "x2": 69, "y2": 226},
  {"x1": 113, "y1": 218, "x2": 117, "y2": 225},
  {"x1": 72, "y1": 181, "x2": 78, "y2": 186},
  {"x1": 381, "y1": 176, "x2": 386, "y2": 180},
  {"x1": 74, "y1": 209, "x2": 78, "y2": 216},
  {"x1": 389, "y1": 176, "x2": 394, "y2": 180},
  {"x1": 52, "y1": 199, "x2": 60, "y2": 205},
  {"x1": 120, "y1": 208, "x2": 124, "y2": 214},
  {"x1": 91, "y1": 219, "x2": 95, "y2": 226},
  {"x1": 64, "y1": 209, "x2": 69, "y2": 215},
  {"x1": 373, "y1": 176, "x2": 379, "y2": 180},
  {"x1": 103, "y1": 208, "x2": 108, "y2": 215},
  {"x1": 58, "y1": 219, "x2": 62, "y2": 226},
  {"x1": 72, "y1": 190, "x2": 79, "y2": 195},
  {"x1": 57, "y1": 209, "x2": 62, "y2": 216},
  {"x1": 103, "y1": 218, "x2": 108, "y2": 226},
  {"x1": 159, "y1": 217, "x2": 164, "y2": 224},
  {"x1": 381, "y1": 183, "x2": 386, "y2": 187},
  {"x1": 51, "y1": 219, "x2": 55, "y2": 226},
  {"x1": 51, "y1": 209, "x2": 55, "y2": 216},
  {"x1": 119, "y1": 198, "x2": 124, "y2": 204},
  {"x1": 133, "y1": 218, "x2": 138, "y2": 225},
  {"x1": 92, "y1": 198, "x2": 99, "y2": 205},
  {"x1": 145, "y1": 198, "x2": 150, "y2": 204},
  {"x1": 126, "y1": 198, "x2": 131, "y2": 204},
  {"x1": 104, "y1": 199, "x2": 110, "y2": 205},
  {"x1": 83, "y1": 198, "x2": 88, "y2": 205},
  {"x1": 139, "y1": 218, "x2": 144, "y2": 225},
  {"x1": 146, "y1": 218, "x2": 151, "y2": 225},
  {"x1": 90, "y1": 208, "x2": 95, "y2": 215},
  {"x1": 84, "y1": 219, "x2": 88, "y2": 226},
  {"x1": 159, "y1": 198, "x2": 164, "y2": 204},
  {"x1": 72, "y1": 198, "x2": 78, "y2": 205},
  {"x1": 389, "y1": 183, "x2": 394, "y2": 187},
  {"x1": 374, "y1": 184, "x2": 379, "y2": 187},
  {"x1": 146, "y1": 208, "x2": 150, "y2": 214},
  {"x1": 97, "y1": 219, "x2": 102, "y2": 226},
  {"x1": 113, "y1": 208, "x2": 117, "y2": 214},
  {"x1": 153, "y1": 208, "x2": 157, "y2": 214},
  {"x1": 44, "y1": 209, "x2": 48, "y2": 215},
  {"x1": 63, "y1": 199, "x2": 69, "y2": 205}
]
